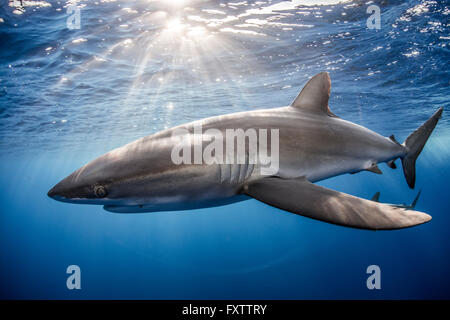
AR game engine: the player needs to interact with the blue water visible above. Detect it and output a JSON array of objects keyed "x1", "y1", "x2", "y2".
[{"x1": 0, "y1": 0, "x2": 449, "y2": 299}]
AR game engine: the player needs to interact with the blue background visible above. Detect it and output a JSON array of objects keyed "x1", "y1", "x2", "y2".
[{"x1": 0, "y1": 0, "x2": 449, "y2": 299}]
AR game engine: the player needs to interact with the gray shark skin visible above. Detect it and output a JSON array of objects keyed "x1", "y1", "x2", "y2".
[{"x1": 48, "y1": 72, "x2": 443, "y2": 230}]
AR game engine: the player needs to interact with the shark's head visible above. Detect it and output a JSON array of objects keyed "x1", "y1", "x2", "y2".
[
  {"x1": 48, "y1": 171, "x2": 110, "y2": 205},
  {"x1": 47, "y1": 146, "x2": 150, "y2": 205},
  {"x1": 48, "y1": 160, "x2": 118, "y2": 205},
  {"x1": 47, "y1": 136, "x2": 190, "y2": 208}
]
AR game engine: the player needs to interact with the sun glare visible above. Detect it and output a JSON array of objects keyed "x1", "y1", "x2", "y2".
[
  {"x1": 164, "y1": 0, "x2": 188, "y2": 8},
  {"x1": 166, "y1": 18, "x2": 185, "y2": 32},
  {"x1": 56, "y1": 0, "x2": 266, "y2": 128},
  {"x1": 187, "y1": 26, "x2": 207, "y2": 38}
]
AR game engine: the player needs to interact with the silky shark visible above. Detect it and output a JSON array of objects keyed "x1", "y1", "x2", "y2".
[{"x1": 48, "y1": 72, "x2": 443, "y2": 230}]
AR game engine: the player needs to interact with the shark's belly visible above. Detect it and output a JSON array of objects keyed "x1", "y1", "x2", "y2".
[
  {"x1": 135, "y1": 162, "x2": 256, "y2": 205},
  {"x1": 107, "y1": 162, "x2": 255, "y2": 212}
]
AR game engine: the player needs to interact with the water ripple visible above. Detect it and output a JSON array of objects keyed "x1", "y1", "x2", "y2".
[{"x1": 0, "y1": 0, "x2": 448, "y2": 154}]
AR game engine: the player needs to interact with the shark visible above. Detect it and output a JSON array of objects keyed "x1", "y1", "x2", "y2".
[{"x1": 48, "y1": 72, "x2": 443, "y2": 230}]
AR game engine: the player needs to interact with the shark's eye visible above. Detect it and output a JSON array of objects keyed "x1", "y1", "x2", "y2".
[{"x1": 94, "y1": 185, "x2": 107, "y2": 198}]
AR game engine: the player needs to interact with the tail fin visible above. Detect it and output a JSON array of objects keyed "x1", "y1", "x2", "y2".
[{"x1": 401, "y1": 107, "x2": 443, "y2": 189}]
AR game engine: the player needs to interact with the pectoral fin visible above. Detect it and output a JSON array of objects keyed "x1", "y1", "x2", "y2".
[{"x1": 244, "y1": 177, "x2": 431, "y2": 230}]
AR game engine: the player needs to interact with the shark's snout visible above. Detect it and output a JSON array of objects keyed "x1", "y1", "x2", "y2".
[
  {"x1": 47, "y1": 162, "x2": 116, "y2": 204},
  {"x1": 47, "y1": 175, "x2": 74, "y2": 201},
  {"x1": 47, "y1": 167, "x2": 94, "y2": 203},
  {"x1": 47, "y1": 186, "x2": 58, "y2": 198}
]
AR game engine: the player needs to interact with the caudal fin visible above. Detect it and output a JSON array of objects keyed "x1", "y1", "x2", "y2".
[{"x1": 402, "y1": 107, "x2": 443, "y2": 189}]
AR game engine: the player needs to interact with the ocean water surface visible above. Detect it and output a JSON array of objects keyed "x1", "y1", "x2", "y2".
[{"x1": 0, "y1": 0, "x2": 449, "y2": 299}]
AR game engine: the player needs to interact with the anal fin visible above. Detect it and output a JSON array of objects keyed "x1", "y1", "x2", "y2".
[
  {"x1": 387, "y1": 160, "x2": 397, "y2": 169},
  {"x1": 351, "y1": 163, "x2": 383, "y2": 175},
  {"x1": 366, "y1": 163, "x2": 382, "y2": 174}
]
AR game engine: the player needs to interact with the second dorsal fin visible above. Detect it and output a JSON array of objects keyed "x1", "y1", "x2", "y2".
[{"x1": 291, "y1": 72, "x2": 333, "y2": 116}]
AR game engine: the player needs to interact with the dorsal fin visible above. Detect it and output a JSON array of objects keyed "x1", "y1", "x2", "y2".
[
  {"x1": 291, "y1": 72, "x2": 334, "y2": 116},
  {"x1": 389, "y1": 134, "x2": 400, "y2": 145}
]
